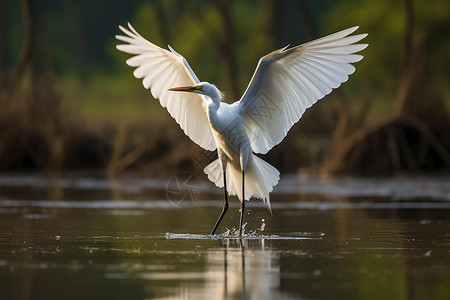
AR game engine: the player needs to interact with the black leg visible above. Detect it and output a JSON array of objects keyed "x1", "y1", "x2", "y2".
[
  {"x1": 210, "y1": 171, "x2": 229, "y2": 235},
  {"x1": 239, "y1": 170, "x2": 245, "y2": 237}
]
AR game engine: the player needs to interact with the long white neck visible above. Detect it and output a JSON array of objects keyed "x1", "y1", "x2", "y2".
[
  {"x1": 205, "y1": 85, "x2": 223, "y2": 131},
  {"x1": 206, "y1": 85, "x2": 222, "y2": 108}
]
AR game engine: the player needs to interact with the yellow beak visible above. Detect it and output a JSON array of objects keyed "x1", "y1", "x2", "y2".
[{"x1": 168, "y1": 86, "x2": 196, "y2": 92}]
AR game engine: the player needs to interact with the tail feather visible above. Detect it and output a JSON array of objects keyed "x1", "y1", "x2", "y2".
[
  {"x1": 204, "y1": 154, "x2": 280, "y2": 210},
  {"x1": 204, "y1": 158, "x2": 224, "y2": 188}
]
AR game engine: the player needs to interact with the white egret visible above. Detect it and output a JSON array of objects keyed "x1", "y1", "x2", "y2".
[{"x1": 116, "y1": 23, "x2": 367, "y2": 236}]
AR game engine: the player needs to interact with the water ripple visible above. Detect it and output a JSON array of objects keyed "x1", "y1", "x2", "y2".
[
  {"x1": 165, "y1": 231, "x2": 324, "y2": 240},
  {"x1": 1, "y1": 199, "x2": 450, "y2": 210}
]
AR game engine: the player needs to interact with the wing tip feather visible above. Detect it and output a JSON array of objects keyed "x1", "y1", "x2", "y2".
[
  {"x1": 348, "y1": 25, "x2": 359, "y2": 33},
  {"x1": 115, "y1": 22, "x2": 227, "y2": 152}
]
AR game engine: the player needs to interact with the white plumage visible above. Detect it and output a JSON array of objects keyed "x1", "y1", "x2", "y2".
[
  {"x1": 117, "y1": 25, "x2": 216, "y2": 151},
  {"x1": 239, "y1": 26, "x2": 367, "y2": 154},
  {"x1": 116, "y1": 23, "x2": 367, "y2": 235}
]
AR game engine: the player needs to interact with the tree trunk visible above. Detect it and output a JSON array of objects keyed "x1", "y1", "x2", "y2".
[
  {"x1": 154, "y1": 0, "x2": 171, "y2": 46},
  {"x1": 218, "y1": 0, "x2": 239, "y2": 100},
  {"x1": 295, "y1": 0, "x2": 316, "y2": 40},
  {"x1": 10, "y1": 0, "x2": 33, "y2": 91},
  {"x1": 68, "y1": 1, "x2": 88, "y2": 80},
  {"x1": 0, "y1": 0, "x2": 9, "y2": 91}
]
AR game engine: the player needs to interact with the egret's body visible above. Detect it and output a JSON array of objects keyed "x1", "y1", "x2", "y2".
[{"x1": 116, "y1": 24, "x2": 368, "y2": 236}]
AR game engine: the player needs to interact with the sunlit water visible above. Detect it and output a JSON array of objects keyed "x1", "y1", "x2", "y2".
[{"x1": 0, "y1": 174, "x2": 449, "y2": 299}]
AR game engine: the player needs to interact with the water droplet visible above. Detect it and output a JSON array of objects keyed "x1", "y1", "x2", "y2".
[{"x1": 260, "y1": 219, "x2": 266, "y2": 232}]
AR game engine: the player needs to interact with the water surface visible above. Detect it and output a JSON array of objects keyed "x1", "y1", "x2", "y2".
[{"x1": 0, "y1": 174, "x2": 449, "y2": 299}]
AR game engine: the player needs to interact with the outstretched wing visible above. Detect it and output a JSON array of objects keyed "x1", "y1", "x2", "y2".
[
  {"x1": 116, "y1": 23, "x2": 216, "y2": 151},
  {"x1": 238, "y1": 26, "x2": 368, "y2": 154}
]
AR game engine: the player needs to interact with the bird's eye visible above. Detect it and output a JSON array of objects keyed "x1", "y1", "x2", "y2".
[{"x1": 194, "y1": 84, "x2": 204, "y2": 90}]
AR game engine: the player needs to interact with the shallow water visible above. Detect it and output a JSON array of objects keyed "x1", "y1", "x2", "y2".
[{"x1": 0, "y1": 174, "x2": 449, "y2": 299}]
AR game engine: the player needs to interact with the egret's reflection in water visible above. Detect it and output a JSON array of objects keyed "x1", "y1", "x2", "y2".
[
  {"x1": 157, "y1": 232, "x2": 323, "y2": 299},
  {"x1": 153, "y1": 238, "x2": 283, "y2": 300}
]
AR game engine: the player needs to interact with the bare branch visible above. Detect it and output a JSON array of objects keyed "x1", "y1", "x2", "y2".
[{"x1": 10, "y1": 0, "x2": 33, "y2": 88}]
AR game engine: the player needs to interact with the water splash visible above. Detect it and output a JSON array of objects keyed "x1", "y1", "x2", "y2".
[
  {"x1": 165, "y1": 232, "x2": 222, "y2": 240},
  {"x1": 260, "y1": 219, "x2": 266, "y2": 232},
  {"x1": 165, "y1": 227, "x2": 324, "y2": 241}
]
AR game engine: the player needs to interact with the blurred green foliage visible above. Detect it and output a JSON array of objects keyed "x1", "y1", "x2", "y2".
[
  {"x1": 4, "y1": 0, "x2": 449, "y2": 117},
  {"x1": 325, "y1": 0, "x2": 450, "y2": 90},
  {"x1": 332, "y1": 0, "x2": 449, "y2": 121},
  {"x1": 1, "y1": 0, "x2": 449, "y2": 173}
]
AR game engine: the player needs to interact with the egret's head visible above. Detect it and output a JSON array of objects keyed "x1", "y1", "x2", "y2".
[{"x1": 168, "y1": 82, "x2": 222, "y2": 103}]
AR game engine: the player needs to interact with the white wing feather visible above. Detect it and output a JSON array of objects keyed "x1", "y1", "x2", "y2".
[
  {"x1": 116, "y1": 23, "x2": 216, "y2": 151},
  {"x1": 238, "y1": 26, "x2": 368, "y2": 154}
]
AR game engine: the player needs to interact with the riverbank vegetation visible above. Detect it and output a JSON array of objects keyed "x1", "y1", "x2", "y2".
[{"x1": 1, "y1": 0, "x2": 449, "y2": 176}]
